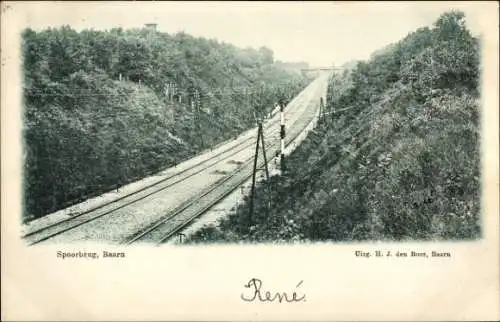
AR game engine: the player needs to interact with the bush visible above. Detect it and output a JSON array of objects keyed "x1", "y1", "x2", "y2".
[{"x1": 188, "y1": 10, "x2": 481, "y2": 243}]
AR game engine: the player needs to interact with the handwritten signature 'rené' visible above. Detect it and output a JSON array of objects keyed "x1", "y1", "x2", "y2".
[{"x1": 241, "y1": 278, "x2": 306, "y2": 303}]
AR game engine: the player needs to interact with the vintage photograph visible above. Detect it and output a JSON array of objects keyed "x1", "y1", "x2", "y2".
[
  {"x1": 3, "y1": 2, "x2": 499, "y2": 321},
  {"x1": 19, "y1": 4, "x2": 481, "y2": 246}
]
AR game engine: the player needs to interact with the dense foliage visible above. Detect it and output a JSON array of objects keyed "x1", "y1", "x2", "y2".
[
  {"x1": 22, "y1": 26, "x2": 308, "y2": 221},
  {"x1": 189, "y1": 11, "x2": 481, "y2": 243}
]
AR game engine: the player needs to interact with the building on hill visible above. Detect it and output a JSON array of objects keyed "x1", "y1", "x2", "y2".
[{"x1": 145, "y1": 23, "x2": 158, "y2": 31}]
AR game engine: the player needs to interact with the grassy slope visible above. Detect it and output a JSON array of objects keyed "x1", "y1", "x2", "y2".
[{"x1": 188, "y1": 11, "x2": 481, "y2": 243}]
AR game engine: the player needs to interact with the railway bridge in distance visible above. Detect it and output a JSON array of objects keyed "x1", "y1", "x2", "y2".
[{"x1": 300, "y1": 67, "x2": 342, "y2": 78}]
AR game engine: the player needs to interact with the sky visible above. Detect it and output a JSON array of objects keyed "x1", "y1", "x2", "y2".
[{"x1": 9, "y1": 1, "x2": 488, "y2": 67}]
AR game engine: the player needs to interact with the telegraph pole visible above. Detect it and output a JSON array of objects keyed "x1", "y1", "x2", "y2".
[
  {"x1": 318, "y1": 97, "x2": 325, "y2": 124},
  {"x1": 191, "y1": 89, "x2": 204, "y2": 149},
  {"x1": 279, "y1": 99, "x2": 286, "y2": 172},
  {"x1": 165, "y1": 83, "x2": 170, "y2": 99},
  {"x1": 170, "y1": 82, "x2": 177, "y2": 101},
  {"x1": 196, "y1": 89, "x2": 204, "y2": 149},
  {"x1": 248, "y1": 84, "x2": 272, "y2": 224},
  {"x1": 430, "y1": 54, "x2": 434, "y2": 99},
  {"x1": 249, "y1": 120, "x2": 270, "y2": 224},
  {"x1": 330, "y1": 97, "x2": 336, "y2": 121}
]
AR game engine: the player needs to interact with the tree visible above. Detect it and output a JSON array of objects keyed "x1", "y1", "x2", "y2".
[
  {"x1": 258, "y1": 46, "x2": 274, "y2": 64},
  {"x1": 22, "y1": 25, "x2": 307, "y2": 220},
  {"x1": 433, "y1": 10, "x2": 469, "y2": 42}
]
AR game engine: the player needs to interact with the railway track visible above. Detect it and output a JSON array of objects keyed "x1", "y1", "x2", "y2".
[
  {"x1": 23, "y1": 74, "x2": 328, "y2": 245},
  {"x1": 24, "y1": 138, "x2": 260, "y2": 245},
  {"x1": 125, "y1": 74, "x2": 330, "y2": 245},
  {"x1": 24, "y1": 116, "x2": 285, "y2": 245}
]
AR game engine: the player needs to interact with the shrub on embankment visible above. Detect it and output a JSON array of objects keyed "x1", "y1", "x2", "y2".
[
  {"x1": 22, "y1": 26, "x2": 309, "y2": 221},
  {"x1": 188, "y1": 10, "x2": 481, "y2": 243}
]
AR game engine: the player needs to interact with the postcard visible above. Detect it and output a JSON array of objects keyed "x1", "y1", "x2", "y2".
[{"x1": 1, "y1": 1, "x2": 499, "y2": 321}]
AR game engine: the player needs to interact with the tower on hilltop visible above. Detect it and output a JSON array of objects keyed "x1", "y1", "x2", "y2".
[{"x1": 145, "y1": 23, "x2": 158, "y2": 31}]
